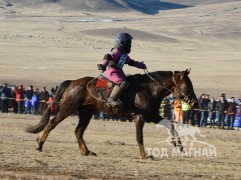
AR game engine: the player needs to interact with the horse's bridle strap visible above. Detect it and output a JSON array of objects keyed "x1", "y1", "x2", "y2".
[{"x1": 144, "y1": 69, "x2": 190, "y2": 103}]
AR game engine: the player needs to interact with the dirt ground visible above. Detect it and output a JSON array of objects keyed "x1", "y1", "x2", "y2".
[{"x1": 0, "y1": 113, "x2": 241, "y2": 179}]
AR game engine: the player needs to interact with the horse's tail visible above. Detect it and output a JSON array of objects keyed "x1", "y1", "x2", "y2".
[
  {"x1": 25, "y1": 80, "x2": 72, "y2": 134},
  {"x1": 53, "y1": 80, "x2": 72, "y2": 103}
]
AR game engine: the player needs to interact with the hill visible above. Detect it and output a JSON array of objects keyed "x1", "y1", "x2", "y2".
[{"x1": 2, "y1": 0, "x2": 241, "y2": 14}]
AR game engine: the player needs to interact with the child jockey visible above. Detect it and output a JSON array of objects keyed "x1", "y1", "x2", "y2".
[{"x1": 97, "y1": 33, "x2": 147, "y2": 107}]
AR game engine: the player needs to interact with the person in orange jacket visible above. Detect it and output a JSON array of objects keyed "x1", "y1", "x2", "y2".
[{"x1": 174, "y1": 99, "x2": 183, "y2": 124}]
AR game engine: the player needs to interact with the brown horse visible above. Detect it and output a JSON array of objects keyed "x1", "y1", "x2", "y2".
[{"x1": 26, "y1": 69, "x2": 198, "y2": 159}]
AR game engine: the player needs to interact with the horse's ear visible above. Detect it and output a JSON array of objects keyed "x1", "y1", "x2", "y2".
[
  {"x1": 184, "y1": 68, "x2": 191, "y2": 76},
  {"x1": 180, "y1": 69, "x2": 191, "y2": 80}
]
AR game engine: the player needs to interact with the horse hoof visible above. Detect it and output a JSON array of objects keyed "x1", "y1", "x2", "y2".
[
  {"x1": 147, "y1": 155, "x2": 155, "y2": 160},
  {"x1": 179, "y1": 145, "x2": 185, "y2": 153},
  {"x1": 82, "y1": 151, "x2": 97, "y2": 156},
  {"x1": 142, "y1": 155, "x2": 155, "y2": 160},
  {"x1": 89, "y1": 151, "x2": 97, "y2": 157},
  {"x1": 36, "y1": 147, "x2": 42, "y2": 152}
]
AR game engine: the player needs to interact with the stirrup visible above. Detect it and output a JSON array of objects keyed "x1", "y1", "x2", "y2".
[{"x1": 106, "y1": 99, "x2": 123, "y2": 107}]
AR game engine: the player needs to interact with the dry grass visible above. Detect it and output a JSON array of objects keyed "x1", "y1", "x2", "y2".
[{"x1": 0, "y1": 113, "x2": 241, "y2": 179}]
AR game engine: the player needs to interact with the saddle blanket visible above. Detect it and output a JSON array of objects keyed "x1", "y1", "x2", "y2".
[{"x1": 95, "y1": 75, "x2": 114, "y2": 100}]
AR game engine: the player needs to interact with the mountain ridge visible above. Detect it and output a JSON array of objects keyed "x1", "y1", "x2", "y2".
[{"x1": 3, "y1": 0, "x2": 241, "y2": 14}]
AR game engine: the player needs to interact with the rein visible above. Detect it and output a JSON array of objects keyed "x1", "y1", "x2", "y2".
[
  {"x1": 143, "y1": 69, "x2": 191, "y2": 103},
  {"x1": 144, "y1": 69, "x2": 174, "y2": 94}
]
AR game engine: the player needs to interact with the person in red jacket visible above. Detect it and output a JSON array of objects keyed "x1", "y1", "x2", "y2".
[
  {"x1": 47, "y1": 96, "x2": 58, "y2": 115},
  {"x1": 14, "y1": 84, "x2": 24, "y2": 114}
]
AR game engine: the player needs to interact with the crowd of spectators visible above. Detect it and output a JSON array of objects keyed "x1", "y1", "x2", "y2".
[
  {"x1": 160, "y1": 93, "x2": 241, "y2": 130},
  {"x1": 0, "y1": 83, "x2": 58, "y2": 115},
  {"x1": 1, "y1": 83, "x2": 241, "y2": 128}
]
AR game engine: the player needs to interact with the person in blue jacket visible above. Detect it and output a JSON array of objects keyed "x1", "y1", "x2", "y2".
[
  {"x1": 24, "y1": 98, "x2": 31, "y2": 114},
  {"x1": 31, "y1": 92, "x2": 39, "y2": 115}
]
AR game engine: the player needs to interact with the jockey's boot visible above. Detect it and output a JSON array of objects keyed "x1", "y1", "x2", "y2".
[{"x1": 107, "y1": 80, "x2": 130, "y2": 107}]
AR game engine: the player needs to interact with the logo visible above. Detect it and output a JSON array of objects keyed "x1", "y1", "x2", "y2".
[
  {"x1": 117, "y1": 54, "x2": 127, "y2": 69},
  {"x1": 146, "y1": 119, "x2": 217, "y2": 158}
]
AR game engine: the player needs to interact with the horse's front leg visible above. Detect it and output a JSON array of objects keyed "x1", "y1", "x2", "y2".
[
  {"x1": 171, "y1": 123, "x2": 184, "y2": 152},
  {"x1": 152, "y1": 115, "x2": 184, "y2": 152},
  {"x1": 134, "y1": 115, "x2": 150, "y2": 159},
  {"x1": 156, "y1": 116, "x2": 184, "y2": 153},
  {"x1": 75, "y1": 107, "x2": 96, "y2": 157}
]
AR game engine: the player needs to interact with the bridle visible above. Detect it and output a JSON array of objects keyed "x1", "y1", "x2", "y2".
[{"x1": 143, "y1": 69, "x2": 192, "y2": 104}]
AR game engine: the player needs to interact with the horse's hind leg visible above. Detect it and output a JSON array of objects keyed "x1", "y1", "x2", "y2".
[
  {"x1": 75, "y1": 106, "x2": 96, "y2": 156},
  {"x1": 37, "y1": 104, "x2": 76, "y2": 151}
]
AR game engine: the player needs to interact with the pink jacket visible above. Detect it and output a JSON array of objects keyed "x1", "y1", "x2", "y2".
[{"x1": 102, "y1": 47, "x2": 146, "y2": 84}]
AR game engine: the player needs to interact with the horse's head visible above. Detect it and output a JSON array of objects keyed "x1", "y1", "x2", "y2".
[{"x1": 173, "y1": 69, "x2": 198, "y2": 107}]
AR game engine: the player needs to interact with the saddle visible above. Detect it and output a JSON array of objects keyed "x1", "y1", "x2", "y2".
[{"x1": 95, "y1": 75, "x2": 115, "y2": 101}]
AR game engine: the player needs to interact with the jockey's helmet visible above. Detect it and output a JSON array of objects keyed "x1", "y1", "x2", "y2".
[{"x1": 115, "y1": 33, "x2": 133, "y2": 53}]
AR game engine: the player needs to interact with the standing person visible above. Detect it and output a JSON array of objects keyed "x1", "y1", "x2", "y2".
[
  {"x1": 199, "y1": 94, "x2": 210, "y2": 127},
  {"x1": 25, "y1": 85, "x2": 34, "y2": 100},
  {"x1": 38, "y1": 86, "x2": 49, "y2": 114},
  {"x1": 181, "y1": 100, "x2": 190, "y2": 124},
  {"x1": 34, "y1": 88, "x2": 40, "y2": 112},
  {"x1": 167, "y1": 93, "x2": 176, "y2": 120},
  {"x1": 221, "y1": 93, "x2": 228, "y2": 125},
  {"x1": 1, "y1": 83, "x2": 11, "y2": 113},
  {"x1": 31, "y1": 92, "x2": 39, "y2": 115},
  {"x1": 97, "y1": 33, "x2": 146, "y2": 107},
  {"x1": 239, "y1": 99, "x2": 241, "y2": 115},
  {"x1": 216, "y1": 95, "x2": 228, "y2": 129},
  {"x1": 189, "y1": 106, "x2": 196, "y2": 126},
  {"x1": 159, "y1": 97, "x2": 171, "y2": 119},
  {"x1": 50, "y1": 85, "x2": 58, "y2": 96},
  {"x1": 227, "y1": 97, "x2": 237, "y2": 130},
  {"x1": 196, "y1": 94, "x2": 205, "y2": 126},
  {"x1": 208, "y1": 97, "x2": 216, "y2": 128},
  {"x1": 174, "y1": 99, "x2": 183, "y2": 124},
  {"x1": 0, "y1": 85, "x2": 2, "y2": 111},
  {"x1": 11, "y1": 86, "x2": 18, "y2": 113},
  {"x1": 236, "y1": 99, "x2": 241, "y2": 130},
  {"x1": 14, "y1": 84, "x2": 24, "y2": 114},
  {"x1": 47, "y1": 96, "x2": 58, "y2": 115},
  {"x1": 24, "y1": 98, "x2": 31, "y2": 114}
]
